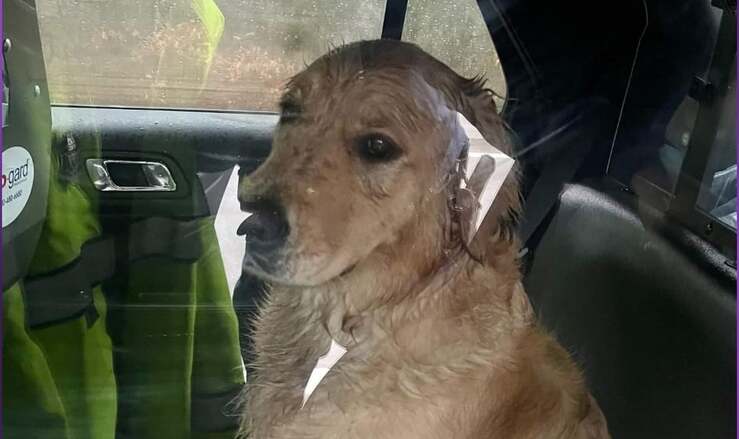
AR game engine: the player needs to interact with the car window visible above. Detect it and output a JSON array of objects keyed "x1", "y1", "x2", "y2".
[
  {"x1": 35, "y1": 0, "x2": 387, "y2": 111},
  {"x1": 602, "y1": 3, "x2": 736, "y2": 249},
  {"x1": 5, "y1": 1, "x2": 736, "y2": 438},
  {"x1": 36, "y1": 0, "x2": 508, "y2": 112},
  {"x1": 401, "y1": 0, "x2": 506, "y2": 108},
  {"x1": 607, "y1": 7, "x2": 721, "y2": 197}
]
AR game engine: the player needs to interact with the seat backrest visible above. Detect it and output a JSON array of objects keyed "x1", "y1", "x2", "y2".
[{"x1": 524, "y1": 183, "x2": 736, "y2": 439}]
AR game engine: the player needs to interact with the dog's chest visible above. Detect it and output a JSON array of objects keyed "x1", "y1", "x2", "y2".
[
  {"x1": 260, "y1": 371, "x2": 474, "y2": 439},
  {"x1": 252, "y1": 340, "x2": 479, "y2": 439}
]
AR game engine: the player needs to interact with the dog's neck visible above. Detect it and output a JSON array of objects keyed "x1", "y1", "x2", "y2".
[
  {"x1": 282, "y1": 176, "x2": 523, "y2": 352},
  {"x1": 300, "y1": 196, "x2": 482, "y2": 347}
]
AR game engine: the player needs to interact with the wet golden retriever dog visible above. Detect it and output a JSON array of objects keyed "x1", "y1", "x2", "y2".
[{"x1": 236, "y1": 39, "x2": 609, "y2": 439}]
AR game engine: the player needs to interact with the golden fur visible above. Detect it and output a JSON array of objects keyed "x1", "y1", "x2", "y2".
[{"x1": 237, "y1": 40, "x2": 609, "y2": 439}]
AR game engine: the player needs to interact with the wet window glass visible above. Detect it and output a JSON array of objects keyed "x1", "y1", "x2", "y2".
[
  {"x1": 402, "y1": 0, "x2": 506, "y2": 107},
  {"x1": 36, "y1": 0, "x2": 387, "y2": 110},
  {"x1": 4, "y1": 1, "x2": 736, "y2": 439}
]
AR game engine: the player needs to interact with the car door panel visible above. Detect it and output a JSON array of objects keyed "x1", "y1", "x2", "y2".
[{"x1": 50, "y1": 106, "x2": 275, "y2": 221}]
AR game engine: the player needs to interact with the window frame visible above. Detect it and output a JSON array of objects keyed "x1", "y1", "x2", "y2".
[{"x1": 669, "y1": 5, "x2": 736, "y2": 260}]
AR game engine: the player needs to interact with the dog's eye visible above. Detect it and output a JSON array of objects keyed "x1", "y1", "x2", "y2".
[
  {"x1": 279, "y1": 102, "x2": 301, "y2": 123},
  {"x1": 356, "y1": 135, "x2": 401, "y2": 162},
  {"x1": 279, "y1": 94, "x2": 302, "y2": 124}
]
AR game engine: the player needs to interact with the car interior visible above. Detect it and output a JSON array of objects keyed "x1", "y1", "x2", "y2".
[{"x1": 2, "y1": 0, "x2": 736, "y2": 438}]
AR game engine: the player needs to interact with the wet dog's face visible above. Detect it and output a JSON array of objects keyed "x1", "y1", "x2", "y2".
[{"x1": 238, "y1": 41, "x2": 510, "y2": 286}]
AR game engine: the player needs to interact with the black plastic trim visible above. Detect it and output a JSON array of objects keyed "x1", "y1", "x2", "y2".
[{"x1": 381, "y1": 0, "x2": 408, "y2": 40}]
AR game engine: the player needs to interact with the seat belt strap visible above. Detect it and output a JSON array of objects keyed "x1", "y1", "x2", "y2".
[
  {"x1": 518, "y1": 145, "x2": 589, "y2": 250},
  {"x1": 22, "y1": 217, "x2": 204, "y2": 327},
  {"x1": 23, "y1": 237, "x2": 115, "y2": 327}
]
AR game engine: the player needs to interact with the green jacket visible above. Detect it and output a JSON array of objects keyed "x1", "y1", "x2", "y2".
[{"x1": 3, "y1": 1, "x2": 244, "y2": 437}]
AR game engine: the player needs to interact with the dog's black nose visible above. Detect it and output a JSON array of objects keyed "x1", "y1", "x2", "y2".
[{"x1": 237, "y1": 198, "x2": 289, "y2": 252}]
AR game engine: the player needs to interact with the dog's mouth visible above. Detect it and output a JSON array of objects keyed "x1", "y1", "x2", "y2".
[
  {"x1": 237, "y1": 215, "x2": 283, "y2": 249},
  {"x1": 339, "y1": 263, "x2": 357, "y2": 277},
  {"x1": 238, "y1": 199, "x2": 289, "y2": 247}
]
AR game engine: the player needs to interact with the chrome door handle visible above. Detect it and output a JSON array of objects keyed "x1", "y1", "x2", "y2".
[{"x1": 86, "y1": 159, "x2": 177, "y2": 192}]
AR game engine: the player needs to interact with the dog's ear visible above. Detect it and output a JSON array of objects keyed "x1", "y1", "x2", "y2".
[
  {"x1": 454, "y1": 76, "x2": 511, "y2": 156},
  {"x1": 442, "y1": 74, "x2": 522, "y2": 259}
]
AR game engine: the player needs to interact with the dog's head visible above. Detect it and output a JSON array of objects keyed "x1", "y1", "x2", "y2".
[{"x1": 238, "y1": 40, "x2": 518, "y2": 286}]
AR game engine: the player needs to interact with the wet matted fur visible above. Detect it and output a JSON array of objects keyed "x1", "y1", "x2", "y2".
[{"x1": 237, "y1": 40, "x2": 610, "y2": 439}]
